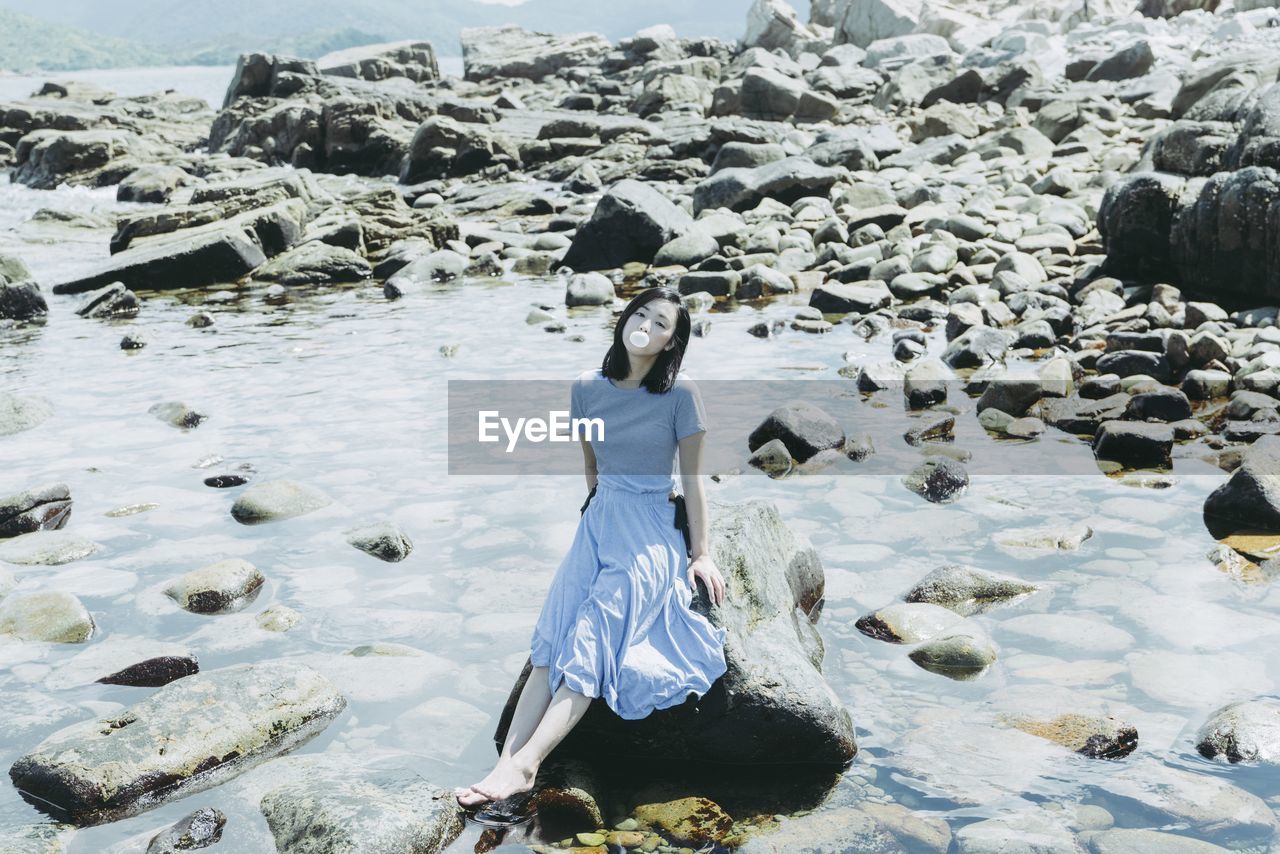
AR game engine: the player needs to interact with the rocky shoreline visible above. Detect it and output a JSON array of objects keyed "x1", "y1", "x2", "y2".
[{"x1": 3, "y1": 0, "x2": 1280, "y2": 850}]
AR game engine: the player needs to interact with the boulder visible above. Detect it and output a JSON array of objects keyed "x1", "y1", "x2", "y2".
[
  {"x1": 562, "y1": 180, "x2": 693, "y2": 271},
  {"x1": 254, "y1": 241, "x2": 371, "y2": 285},
  {"x1": 1093, "y1": 421, "x2": 1174, "y2": 469},
  {"x1": 0, "y1": 281, "x2": 47, "y2": 322},
  {"x1": 399, "y1": 116, "x2": 520, "y2": 182},
  {"x1": 692, "y1": 157, "x2": 843, "y2": 215},
  {"x1": 164, "y1": 559, "x2": 265, "y2": 614},
  {"x1": 837, "y1": 0, "x2": 922, "y2": 49},
  {"x1": 1204, "y1": 434, "x2": 1280, "y2": 538},
  {"x1": 748, "y1": 402, "x2": 846, "y2": 463},
  {"x1": 317, "y1": 40, "x2": 440, "y2": 83},
  {"x1": 1196, "y1": 697, "x2": 1280, "y2": 765},
  {"x1": 8, "y1": 661, "x2": 346, "y2": 825},
  {"x1": 742, "y1": 0, "x2": 826, "y2": 58},
  {"x1": 493, "y1": 499, "x2": 856, "y2": 766},
  {"x1": 461, "y1": 26, "x2": 610, "y2": 82},
  {"x1": 116, "y1": 164, "x2": 190, "y2": 204},
  {"x1": 0, "y1": 483, "x2": 72, "y2": 538}
]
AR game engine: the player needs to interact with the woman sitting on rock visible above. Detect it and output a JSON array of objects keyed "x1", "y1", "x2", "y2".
[{"x1": 454, "y1": 285, "x2": 729, "y2": 820}]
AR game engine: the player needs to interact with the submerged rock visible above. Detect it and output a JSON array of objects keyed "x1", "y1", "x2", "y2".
[
  {"x1": 145, "y1": 807, "x2": 225, "y2": 854},
  {"x1": 344, "y1": 521, "x2": 414, "y2": 562},
  {"x1": 0, "y1": 591, "x2": 95, "y2": 643},
  {"x1": 259, "y1": 758, "x2": 462, "y2": 853},
  {"x1": 1001, "y1": 712, "x2": 1138, "y2": 759},
  {"x1": 903, "y1": 564, "x2": 1037, "y2": 616},
  {"x1": 230, "y1": 480, "x2": 331, "y2": 525},
  {"x1": 855, "y1": 602, "x2": 965, "y2": 643},
  {"x1": 8, "y1": 660, "x2": 346, "y2": 826},
  {"x1": 1196, "y1": 697, "x2": 1280, "y2": 766},
  {"x1": 908, "y1": 623, "x2": 998, "y2": 680}
]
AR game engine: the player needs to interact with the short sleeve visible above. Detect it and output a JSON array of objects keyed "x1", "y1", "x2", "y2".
[
  {"x1": 570, "y1": 374, "x2": 587, "y2": 425},
  {"x1": 673, "y1": 379, "x2": 708, "y2": 441}
]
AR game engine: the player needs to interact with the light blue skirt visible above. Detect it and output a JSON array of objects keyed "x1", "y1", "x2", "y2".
[{"x1": 529, "y1": 482, "x2": 729, "y2": 720}]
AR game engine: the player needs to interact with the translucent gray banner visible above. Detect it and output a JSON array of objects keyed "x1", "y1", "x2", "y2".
[{"x1": 445, "y1": 380, "x2": 1148, "y2": 477}]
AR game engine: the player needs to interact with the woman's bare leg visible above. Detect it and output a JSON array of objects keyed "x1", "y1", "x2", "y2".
[
  {"x1": 453, "y1": 664, "x2": 552, "y2": 802},
  {"x1": 455, "y1": 677, "x2": 593, "y2": 807}
]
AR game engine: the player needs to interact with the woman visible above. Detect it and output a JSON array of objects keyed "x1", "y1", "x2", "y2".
[{"x1": 454, "y1": 286, "x2": 729, "y2": 816}]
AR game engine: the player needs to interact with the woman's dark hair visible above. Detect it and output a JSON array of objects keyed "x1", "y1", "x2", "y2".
[{"x1": 601, "y1": 286, "x2": 691, "y2": 394}]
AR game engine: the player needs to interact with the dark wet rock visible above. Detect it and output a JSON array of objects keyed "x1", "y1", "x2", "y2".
[
  {"x1": 52, "y1": 214, "x2": 289, "y2": 295},
  {"x1": 1124, "y1": 388, "x2": 1191, "y2": 422},
  {"x1": 149, "y1": 401, "x2": 207, "y2": 429},
  {"x1": 259, "y1": 758, "x2": 462, "y2": 854},
  {"x1": 461, "y1": 26, "x2": 610, "y2": 82},
  {"x1": 1095, "y1": 350, "x2": 1172, "y2": 383},
  {"x1": 1196, "y1": 697, "x2": 1280, "y2": 766},
  {"x1": 1002, "y1": 713, "x2": 1138, "y2": 759},
  {"x1": 904, "y1": 564, "x2": 1037, "y2": 616},
  {"x1": 692, "y1": 157, "x2": 843, "y2": 215},
  {"x1": 1093, "y1": 421, "x2": 1173, "y2": 469},
  {"x1": 856, "y1": 602, "x2": 965, "y2": 644},
  {"x1": 345, "y1": 521, "x2": 413, "y2": 562},
  {"x1": 908, "y1": 624, "x2": 996, "y2": 679},
  {"x1": 903, "y1": 414, "x2": 954, "y2": 446},
  {"x1": 562, "y1": 180, "x2": 693, "y2": 271},
  {"x1": 0, "y1": 483, "x2": 72, "y2": 538},
  {"x1": 976, "y1": 380, "x2": 1043, "y2": 418},
  {"x1": 13, "y1": 129, "x2": 166, "y2": 190},
  {"x1": 810, "y1": 282, "x2": 892, "y2": 315},
  {"x1": 230, "y1": 480, "x2": 331, "y2": 525},
  {"x1": 146, "y1": 807, "x2": 225, "y2": 854},
  {"x1": 0, "y1": 280, "x2": 48, "y2": 322},
  {"x1": 748, "y1": 401, "x2": 845, "y2": 464},
  {"x1": 75, "y1": 282, "x2": 140, "y2": 319},
  {"x1": 8, "y1": 661, "x2": 346, "y2": 826},
  {"x1": 903, "y1": 458, "x2": 969, "y2": 504},
  {"x1": 165, "y1": 559, "x2": 265, "y2": 615},
  {"x1": 45, "y1": 637, "x2": 199, "y2": 690},
  {"x1": 0, "y1": 591, "x2": 95, "y2": 643},
  {"x1": 1205, "y1": 435, "x2": 1280, "y2": 537},
  {"x1": 495, "y1": 498, "x2": 855, "y2": 766}
]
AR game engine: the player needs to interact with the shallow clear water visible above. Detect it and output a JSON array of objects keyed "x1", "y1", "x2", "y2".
[{"x1": 1, "y1": 73, "x2": 1278, "y2": 852}]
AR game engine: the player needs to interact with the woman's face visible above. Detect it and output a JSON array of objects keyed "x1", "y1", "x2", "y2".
[{"x1": 622, "y1": 299, "x2": 680, "y2": 355}]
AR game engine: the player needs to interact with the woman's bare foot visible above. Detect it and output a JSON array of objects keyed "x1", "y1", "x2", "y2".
[{"x1": 453, "y1": 755, "x2": 537, "y2": 807}]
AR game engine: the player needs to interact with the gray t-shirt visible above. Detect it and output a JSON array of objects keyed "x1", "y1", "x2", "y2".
[{"x1": 570, "y1": 367, "x2": 709, "y2": 494}]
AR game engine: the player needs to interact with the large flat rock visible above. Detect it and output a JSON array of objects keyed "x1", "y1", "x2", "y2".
[{"x1": 8, "y1": 660, "x2": 346, "y2": 825}]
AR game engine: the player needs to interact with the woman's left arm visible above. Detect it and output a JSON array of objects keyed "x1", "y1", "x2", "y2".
[{"x1": 678, "y1": 432, "x2": 726, "y2": 606}]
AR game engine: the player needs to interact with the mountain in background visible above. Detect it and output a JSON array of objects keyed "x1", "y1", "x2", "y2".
[{"x1": 0, "y1": 0, "x2": 753, "y2": 71}]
